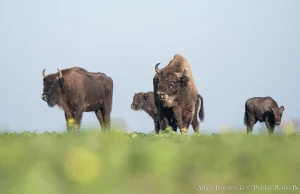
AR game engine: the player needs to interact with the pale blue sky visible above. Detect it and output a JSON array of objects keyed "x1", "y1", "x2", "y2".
[{"x1": 0, "y1": 0, "x2": 299, "y2": 134}]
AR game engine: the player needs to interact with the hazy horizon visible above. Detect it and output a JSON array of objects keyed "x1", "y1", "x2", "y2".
[{"x1": 0, "y1": 0, "x2": 299, "y2": 134}]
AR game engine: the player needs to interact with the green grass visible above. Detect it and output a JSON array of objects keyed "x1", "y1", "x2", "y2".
[{"x1": 0, "y1": 129, "x2": 300, "y2": 194}]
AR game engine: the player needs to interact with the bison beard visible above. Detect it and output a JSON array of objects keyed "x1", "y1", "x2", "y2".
[
  {"x1": 41, "y1": 67, "x2": 113, "y2": 132},
  {"x1": 244, "y1": 96, "x2": 285, "y2": 135},
  {"x1": 153, "y1": 54, "x2": 204, "y2": 134}
]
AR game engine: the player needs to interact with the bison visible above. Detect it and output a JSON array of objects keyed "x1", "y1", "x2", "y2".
[
  {"x1": 41, "y1": 67, "x2": 113, "y2": 132},
  {"x1": 130, "y1": 92, "x2": 160, "y2": 133},
  {"x1": 153, "y1": 54, "x2": 204, "y2": 134},
  {"x1": 130, "y1": 91, "x2": 204, "y2": 134},
  {"x1": 244, "y1": 96, "x2": 285, "y2": 135}
]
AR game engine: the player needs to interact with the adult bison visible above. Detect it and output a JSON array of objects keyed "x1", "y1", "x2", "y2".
[
  {"x1": 164, "y1": 93, "x2": 204, "y2": 133},
  {"x1": 41, "y1": 67, "x2": 113, "y2": 132},
  {"x1": 130, "y1": 91, "x2": 204, "y2": 134},
  {"x1": 244, "y1": 96, "x2": 285, "y2": 135},
  {"x1": 153, "y1": 54, "x2": 204, "y2": 134},
  {"x1": 130, "y1": 92, "x2": 160, "y2": 133}
]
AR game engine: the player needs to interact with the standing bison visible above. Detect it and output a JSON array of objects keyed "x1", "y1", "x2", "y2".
[
  {"x1": 130, "y1": 91, "x2": 204, "y2": 134},
  {"x1": 41, "y1": 67, "x2": 113, "y2": 132},
  {"x1": 130, "y1": 92, "x2": 160, "y2": 133},
  {"x1": 244, "y1": 96, "x2": 285, "y2": 135},
  {"x1": 153, "y1": 54, "x2": 204, "y2": 134}
]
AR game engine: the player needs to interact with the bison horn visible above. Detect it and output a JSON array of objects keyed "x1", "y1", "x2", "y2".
[
  {"x1": 155, "y1": 63, "x2": 161, "y2": 74},
  {"x1": 42, "y1": 69, "x2": 46, "y2": 78},
  {"x1": 57, "y1": 68, "x2": 62, "y2": 78}
]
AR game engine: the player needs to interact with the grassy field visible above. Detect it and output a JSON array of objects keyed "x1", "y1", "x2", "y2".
[{"x1": 1, "y1": 128, "x2": 300, "y2": 194}]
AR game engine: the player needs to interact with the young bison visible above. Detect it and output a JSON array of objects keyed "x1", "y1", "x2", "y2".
[
  {"x1": 130, "y1": 92, "x2": 160, "y2": 133},
  {"x1": 244, "y1": 96, "x2": 285, "y2": 135}
]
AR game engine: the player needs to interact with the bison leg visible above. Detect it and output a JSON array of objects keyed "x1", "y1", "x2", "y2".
[
  {"x1": 103, "y1": 105, "x2": 112, "y2": 132},
  {"x1": 191, "y1": 117, "x2": 200, "y2": 134},
  {"x1": 191, "y1": 98, "x2": 200, "y2": 134},
  {"x1": 152, "y1": 114, "x2": 160, "y2": 134},
  {"x1": 269, "y1": 123, "x2": 275, "y2": 135},
  {"x1": 64, "y1": 112, "x2": 73, "y2": 133},
  {"x1": 95, "y1": 109, "x2": 105, "y2": 130},
  {"x1": 172, "y1": 106, "x2": 186, "y2": 134},
  {"x1": 166, "y1": 118, "x2": 176, "y2": 132},
  {"x1": 191, "y1": 110, "x2": 200, "y2": 134},
  {"x1": 265, "y1": 118, "x2": 275, "y2": 135},
  {"x1": 246, "y1": 119, "x2": 256, "y2": 134},
  {"x1": 182, "y1": 115, "x2": 193, "y2": 134},
  {"x1": 180, "y1": 107, "x2": 194, "y2": 134},
  {"x1": 154, "y1": 120, "x2": 160, "y2": 134},
  {"x1": 247, "y1": 122, "x2": 255, "y2": 134},
  {"x1": 159, "y1": 119, "x2": 165, "y2": 131},
  {"x1": 170, "y1": 119, "x2": 178, "y2": 132},
  {"x1": 245, "y1": 113, "x2": 256, "y2": 134},
  {"x1": 64, "y1": 111, "x2": 76, "y2": 133},
  {"x1": 158, "y1": 116, "x2": 168, "y2": 132},
  {"x1": 73, "y1": 111, "x2": 83, "y2": 132}
]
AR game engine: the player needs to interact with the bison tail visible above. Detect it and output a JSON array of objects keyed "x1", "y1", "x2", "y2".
[
  {"x1": 243, "y1": 101, "x2": 248, "y2": 126},
  {"x1": 198, "y1": 94, "x2": 204, "y2": 122}
]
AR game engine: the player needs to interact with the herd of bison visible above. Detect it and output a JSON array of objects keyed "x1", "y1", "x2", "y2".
[{"x1": 41, "y1": 54, "x2": 285, "y2": 135}]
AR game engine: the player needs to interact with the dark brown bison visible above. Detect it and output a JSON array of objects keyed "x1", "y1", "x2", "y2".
[
  {"x1": 130, "y1": 92, "x2": 160, "y2": 133},
  {"x1": 130, "y1": 91, "x2": 205, "y2": 134},
  {"x1": 41, "y1": 67, "x2": 113, "y2": 132},
  {"x1": 244, "y1": 96, "x2": 285, "y2": 135},
  {"x1": 153, "y1": 54, "x2": 204, "y2": 134},
  {"x1": 165, "y1": 93, "x2": 204, "y2": 133}
]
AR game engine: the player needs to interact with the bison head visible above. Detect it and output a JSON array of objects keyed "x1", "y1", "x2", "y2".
[
  {"x1": 131, "y1": 92, "x2": 148, "y2": 111},
  {"x1": 41, "y1": 68, "x2": 64, "y2": 107},
  {"x1": 271, "y1": 105, "x2": 285, "y2": 126},
  {"x1": 156, "y1": 67, "x2": 189, "y2": 107}
]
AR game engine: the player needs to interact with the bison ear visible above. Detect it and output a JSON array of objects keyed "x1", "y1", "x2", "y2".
[
  {"x1": 180, "y1": 70, "x2": 189, "y2": 87},
  {"x1": 158, "y1": 70, "x2": 164, "y2": 76},
  {"x1": 180, "y1": 76, "x2": 189, "y2": 87},
  {"x1": 58, "y1": 77, "x2": 64, "y2": 86},
  {"x1": 281, "y1": 105, "x2": 285, "y2": 111},
  {"x1": 143, "y1": 93, "x2": 148, "y2": 100}
]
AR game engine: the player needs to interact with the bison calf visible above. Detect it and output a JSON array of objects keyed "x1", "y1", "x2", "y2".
[
  {"x1": 244, "y1": 96, "x2": 284, "y2": 135},
  {"x1": 130, "y1": 92, "x2": 160, "y2": 133}
]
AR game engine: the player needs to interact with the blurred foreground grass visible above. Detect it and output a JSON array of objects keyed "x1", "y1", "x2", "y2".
[{"x1": 1, "y1": 129, "x2": 300, "y2": 194}]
